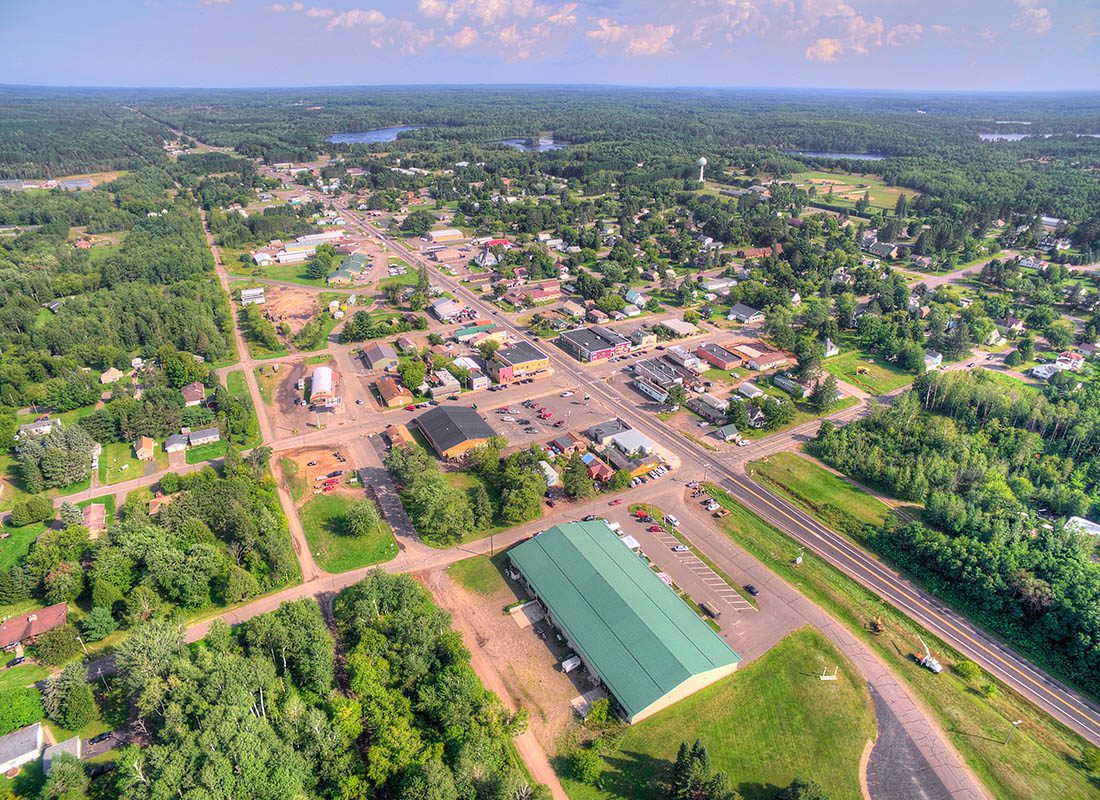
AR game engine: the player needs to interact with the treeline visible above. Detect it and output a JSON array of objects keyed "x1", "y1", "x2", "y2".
[
  {"x1": 78, "y1": 571, "x2": 543, "y2": 798},
  {"x1": 809, "y1": 378, "x2": 1100, "y2": 696},
  {"x1": 2, "y1": 451, "x2": 297, "y2": 625}
]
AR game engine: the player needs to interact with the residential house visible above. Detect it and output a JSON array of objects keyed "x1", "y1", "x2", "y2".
[
  {"x1": 687, "y1": 393, "x2": 729, "y2": 423},
  {"x1": 0, "y1": 724, "x2": 44, "y2": 775},
  {"x1": 181, "y1": 382, "x2": 206, "y2": 407},
  {"x1": 772, "y1": 373, "x2": 810, "y2": 399},
  {"x1": 375, "y1": 376, "x2": 414, "y2": 408},
  {"x1": 548, "y1": 432, "x2": 587, "y2": 456},
  {"x1": 82, "y1": 504, "x2": 107, "y2": 537},
  {"x1": 695, "y1": 343, "x2": 741, "y2": 370},
  {"x1": 714, "y1": 423, "x2": 741, "y2": 443},
  {"x1": 0, "y1": 603, "x2": 68, "y2": 650},
  {"x1": 99, "y1": 367, "x2": 124, "y2": 385},
  {"x1": 17, "y1": 418, "x2": 61, "y2": 439},
  {"x1": 823, "y1": 338, "x2": 840, "y2": 358},
  {"x1": 995, "y1": 316, "x2": 1025, "y2": 334},
  {"x1": 738, "y1": 383, "x2": 765, "y2": 400},
  {"x1": 538, "y1": 460, "x2": 560, "y2": 488},
  {"x1": 1057, "y1": 351, "x2": 1085, "y2": 372},
  {"x1": 587, "y1": 308, "x2": 609, "y2": 324},
  {"x1": 43, "y1": 737, "x2": 81, "y2": 776},
  {"x1": 924, "y1": 350, "x2": 943, "y2": 370},
  {"x1": 560, "y1": 300, "x2": 585, "y2": 318},
  {"x1": 473, "y1": 249, "x2": 498, "y2": 269},
  {"x1": 164, "y1": 433, "x2": 188, "y2": 453},
  {"x1": 868, "y1": 242, "x2": 899, "y2": 260},
  {"x1": 746, "y1": 405, "x2": 767, "y2": 428},
  {"x1": 361, "y1": 342, "x2": 399, "y2": 371},
  {"x1": 581, "y1": 452, "x2": 615, "y2": 483},
  {"x1": 395, "y1": 335, "x2": 418, "y2": 354},
  {"x1": 727, "y1": 303, "x2": 764, "y2": 324},
  {"x1": 135, "y1": 436, "x2": 157, "y2": 461},
  {"x1": 188, "y1": 428, "x2": 220, "y2": 447},
  {"x1": 624, "y1": 288, "x2": 647, "y2": 307},
  {"x1": 503, "y1": 281, "x2": 561, "y2": 307}
]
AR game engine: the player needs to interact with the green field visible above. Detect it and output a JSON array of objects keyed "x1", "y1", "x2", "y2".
[
  {"x1": 185, "y1": 440, "x2": 228, "y2": 464},
  {"x1": 792, "y1": 169, "x2": 916, "y2": 212},
  {"x1": 446, "y1": 554, "x2": 509, "y2": 596},
  {"x1": 749, "y1": 452, "x2": 895, "y2": 535},
  {"x1": 704, "y1": 486, "x2": 1100, "y2": 800},
  {"x1": 254, "y1": 366, "x2": 278, "y2": 405},
  {"x1": 257, "y1": 261, "x2": 333, "y2": 288},
  {"x1": 822, "y1": 350, "x2": 914, "y2": 396},
  {"x1": 280, "y1": 457, "x2": 307, "y2": 503},
  {"x1": 561, "y1": 628, "x2": 874, "y2": 800},
  {"x1": 0, "y1": 520, "x2": 46, "y2": 572},
  {"x1": 98, "y1": 441, "x2": 142, "y2": 485},
  {"x1": 300, "y1": 493, "x2": 398, "y2": 573},
  {"x1": 738, "y1": 394, "x2": 859, "y2": 441}
]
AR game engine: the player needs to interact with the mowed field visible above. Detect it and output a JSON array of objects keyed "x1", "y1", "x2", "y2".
[
  {"x1": 299, "y1": 492, "x2": 397, "y2": 573},
  {"x1": 749, "y1": 452, "x2": 895, "y2": 537},
  {"x1": 793, "y1": 169, "x2": 917, "y2": 212},
  {"x1": 823, "y1": 349, "x2": 914, "y2": 396},
  {"x1": 561, "y1": 627, "x2": 875, "y2": 800}
]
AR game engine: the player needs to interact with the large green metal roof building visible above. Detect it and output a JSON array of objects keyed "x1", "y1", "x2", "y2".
[{"x1": 509, "y1": 521, "x2": 740, "y2": 723}]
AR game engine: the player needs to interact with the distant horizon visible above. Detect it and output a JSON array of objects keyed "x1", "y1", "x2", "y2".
[
  {"x1": 3, "y1": 81, "x2": 1100, "y2": 97},
  {"x1": 2, "y1": 1, "x2": 1096, "y2": 92}
]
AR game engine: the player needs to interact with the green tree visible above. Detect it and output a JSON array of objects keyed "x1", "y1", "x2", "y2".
[
  {"x1": 0, "y1": 687, "x2": 44, "y2": 736},
  {"x1": 572, "y1": 747, "x2": 603, "y2": 784},
  {"x1": 400, "y1": 210, "x2": 435, "y2": 237},
  {"x1": 32, "y1": 625, "x2": 82, "y2": 666},
  {"x1": 344, "y1": 500, "x2": 382, "y2": 537},
  {"x1": 398, "y1": 359, "x2": 427, "y2": 392},
  {"x1": 562, "y1": 452, "x2": 596, "y2": 499},
  {"x1": 781, "y1": 777, "x2": 829, "y2": 800},
  {"x1": 39, "y1": 753, "x2": 89, "y2": 800},
  {"x1": 9, "y1": 495, "x2": 55, "y2": 527},
  {"x1": 471, "y1": 484, "x2": 494, "y2": 530},
  {"x1": 809, "y1": 374, "x2": 839, "y2": 414},
  {"x1": 43, "y1": 663, "x2": 97, "y2": 731},
  {"x1": 58, "y1": 502, "x2": 83, "y2": 528},
  {"x1": 80, "y1": 607, "x2": 118, "y2": 643}
]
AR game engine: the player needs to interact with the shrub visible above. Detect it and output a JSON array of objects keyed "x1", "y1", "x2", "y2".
[
  {"x1": 953, "y1": 659, "x2": 981, "y2": 682},
  {"x1": 572, "y1": 747, "x2": 603, "y2": 784},
  {"x1": 0, "y1": 687, "x2": 45, "y2": 735},
  {"x1": 9, "y1": 495, "x2": 55, "y2": 527}
]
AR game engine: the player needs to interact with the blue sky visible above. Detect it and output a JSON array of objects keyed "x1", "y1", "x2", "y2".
[{"x1": 2, "y1": 1, "x2": 1098, "y2": 90}]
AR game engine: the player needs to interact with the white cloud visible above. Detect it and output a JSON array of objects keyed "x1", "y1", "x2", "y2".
[
  {"x1": 268, "y1": 2, "x2": 304, "y2": 12},
  {"x1": 200, "y1": 0, "x2": 231, "y2": 5},
  {"x1": 586, "y1": 18, "x2": 678, "y2": 56},
  {"x1": 326, "y1": 8, "x2": 387, "y2": 30},
  {"x1": 305, "y1": 6, "x2": 334, "y2": 17},
  {"x1": 1012, "y1": 0, "x2": 1053, "y2": 35},
  {"x1": 445, "y1": 25, "x2": 480, "y2": 47}
]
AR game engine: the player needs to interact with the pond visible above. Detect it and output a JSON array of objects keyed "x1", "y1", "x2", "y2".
[
  {"x1": 499, "y1": 138, "x2": 568, "y2": 152},
  {"x1": 784, "y1": 150, "x2": 887, "y2": 161},
  {"x1": 326, "y1": 126, "x2": 422, "y2": 144}
]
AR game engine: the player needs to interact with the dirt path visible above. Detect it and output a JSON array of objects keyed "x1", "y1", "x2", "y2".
[{"x1": 423, "y1": 570, "x2": 570, "y2": 800}]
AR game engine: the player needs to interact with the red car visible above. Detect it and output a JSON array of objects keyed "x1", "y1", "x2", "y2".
[
  {"x1": 608, "y1": 498, "x2": 624, "y2": 506},
  {"x1": 404, "y1": 405, "x2": 416, "y2": 411},
  {"x1": 648, "y1": 525, "x2": 663, "y2": 533},
  {"x1": 633, "y1": 510, "x2": 648, "y2": 518}
]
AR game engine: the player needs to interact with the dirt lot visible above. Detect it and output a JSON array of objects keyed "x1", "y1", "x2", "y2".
[
  {"x1": 424, "y1": 565, "x2": 592, "y2": 753},
  {"x1": 263, "y1": 285, "x2": 321, "y2": 335},
  {"x1": 262, "y1": 358, "x2": 339, "y2": 433},
  {"x1": 280, "y1": 445, "x2": 355, "y2": 499}
]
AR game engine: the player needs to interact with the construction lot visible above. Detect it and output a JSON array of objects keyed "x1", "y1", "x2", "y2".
[
  {"x1": 280, "y1": 445, "x2": 357, "y2": 501},
  {"x1": 257, "y1": 358, "x2": 342, "y2": 434},
  {"x1": 261, "y1": 284, "x2": 321, "y2": 335}
]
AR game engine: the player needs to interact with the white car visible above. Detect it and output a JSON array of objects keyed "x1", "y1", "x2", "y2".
[
  {"x1": 561, "y1": 391, "x2": 574, "y2": 397},
  {"x1": 665, "y1": 515, "x2": 680, "y2": 527},
  {"x1": 737, "y1": 439, "x2": 750, "y2": 447}
]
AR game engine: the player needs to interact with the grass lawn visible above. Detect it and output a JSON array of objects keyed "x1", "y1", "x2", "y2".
[
  {"x1": 822, "y1": 350, "x2": 914, "y2": 396},
  {"x1": 704, "y1": 486, "x2": 1100, "y2": 800},
  {"x1": 254, "y1": 366, "x2": 278, "y2": 405},
  {"x1": 224, "y1": 370, "x2": 262, "y2": 447},
  {"x1": 0, "y1": 452, "x2": 31, "y2": 512},
  {"x1": 300, "y1": 493, "x2": 398, "y2": 572},
  {"x1": 446, "y1": 554, "x2": 509, "y2": 596},
  {"x1": 280, "y1": 457, "x2": 307, "y2": 503},
  {"x1": 258, "y1": 261, "x2": 332, "y2": 288},
  {"x1": 738, "y1": 395, "x2": 859, "y2": 441},
  {"x1": 791, "y1": 169, "x2": 917, "y2": 212},
  {"x1": 0, "y1": 757, "x2": 44, "y2": 798},
  {"x1": 186, "y1": 440, "x2": 227, "y2": 464},
  {"x1": 0, "y1": 662, "x2": 48, "y2": 694},
  {"x1": 98, "y1": 441, "x2": 142, "y2": 485},
  {"x1": 748, "y1": 452, "x2": 894, "y2": 535},
  {"x1": 560, "y1": 628, "x2": 874, "y2": 800},
  {"x1": 379, "y1": 270, "x2": 419, "y2": 290},
  {"x1": 0, "y1": 520, "x2": 45, "y2": 572}
]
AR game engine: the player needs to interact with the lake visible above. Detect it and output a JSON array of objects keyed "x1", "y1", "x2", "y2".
[
  {"x1": 499, "y1": 138, "x2": 568, "y2": 152},
  {"x1": 784, "y1": 150, "x2": 886, "y2": 161},
  {"x1": 980, "y1": 132, "x2": 1100, "y2": 141},
  {"x1": 326, "y1": 126, "x2": 421, "y2": 144}
]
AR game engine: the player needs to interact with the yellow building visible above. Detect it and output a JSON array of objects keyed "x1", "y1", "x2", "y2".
[{"x1": 490, "y1": 341, "x2": 551, "y2": 384}]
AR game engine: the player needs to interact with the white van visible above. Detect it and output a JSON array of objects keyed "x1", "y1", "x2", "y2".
[{"x1": 665, "y1": 514, "x2": 680, "y2": 527}]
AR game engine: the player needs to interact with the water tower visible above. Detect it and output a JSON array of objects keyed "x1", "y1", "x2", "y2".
[{"x1": 697, "y1": 156, "x2": 707, "y2": 183}]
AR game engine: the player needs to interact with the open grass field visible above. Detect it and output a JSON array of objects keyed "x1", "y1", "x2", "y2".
[
  {"x1": 0, "y1": 521, "x2": 46, "y2": 572},
  {"x1": 280, "y1": 457, "x2": 307, "y2": 503},
  {"x1": 822, "y1": 350, "x2": 914, "y2": 396},
  {"x1": 704, "y1": 486, "x2": 1100, "y2": 800},
  {"x1": 791, "y1": 169, "x2": 917, "y2": 212},
  {"x1": 446, "y1": 553, "x2": 509, "y2": 596},
  {"x1": 0, "y1": 452, "x2": 31, "y2": 512},
  {"x1": 300, "y1": 493, "x2": 397, "y2": 573},
  {"x1": 748, "y1": 452, "x2": 894, "y2": 535},
  {"x1": 738, "y1": 394, "x2": 859, "y2": 441},
  {"x1": 560, "y1": 627, "x2": 874, "y2": 800},
  {"x1": 98, "y1": 441, "x2": 142, "y2": 485},
  {"x1": 258, "y1": 261, "x2": 332, "y2": 288},
  {"x1": 254, "y1": 366, "x2": 278, "y2": 405}
]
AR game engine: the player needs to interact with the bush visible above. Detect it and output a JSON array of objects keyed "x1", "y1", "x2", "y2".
[
  {"x1": 572, "y1": 747, "x2": 603, "y2": 784},
  {"x1": 9, "y1": 495, "x2": 54, "y2": 527},
  {"x1": 32, "y1": 624, "x2": 83, "y2": 666},
  {"x1": 953, "y1": 659, "x2": 981, "y2": 682},
  {"x1": 0, "y1": 687, "x2": 45, "y2": 735}
]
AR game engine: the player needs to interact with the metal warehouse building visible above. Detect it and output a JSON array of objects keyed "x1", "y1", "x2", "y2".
[{"x1": 510, "y1": 521, "x2": 741, "y2": 723}]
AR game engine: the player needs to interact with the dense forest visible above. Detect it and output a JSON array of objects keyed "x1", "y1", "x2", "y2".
[
  {"x1": 809, "y1": 373, "x2": 1100, "y2": 696},
  {"x1": 74, "y1": 571, "x2": 544, "y2": 799}
]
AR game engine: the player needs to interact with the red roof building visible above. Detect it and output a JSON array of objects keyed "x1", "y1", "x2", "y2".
[{"x1": 0, "y1": 603, "x2": 68, "y2": 649}]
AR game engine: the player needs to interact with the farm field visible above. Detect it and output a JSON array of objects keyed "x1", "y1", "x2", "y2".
[{"x1": 560, "y1": 627, "x2": 875, "y2": 800}]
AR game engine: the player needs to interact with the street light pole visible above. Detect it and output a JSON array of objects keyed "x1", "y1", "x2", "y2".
[{"x1": 1005, "y1": 719, "x2": 1023, "y2": 745}]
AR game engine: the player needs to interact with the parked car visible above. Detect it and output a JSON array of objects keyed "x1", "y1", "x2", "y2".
[
  {"x1": 405, "y1": 405, "x2": 416, "y2": 411},
  {"x1": 608, "y1": 498, "x2": 624, "y2": 506},
  {"x1": 647, "y1": 525, "x2": 663, "y2": 533},
  {"x1": 583, "y1": 514, "x2": 597, "y2": 522},
  {"x1": 745, "y1": 584, "x2": 760, "y2": 597},
  {"x1": 672, "y1": 545, "x2": 690, "y2": 553},
  {"x1": 89, "y1": 732, "x2": 114, "y2": 745},
  {"x1": 560, "y1": 391, "x2": 574, "y2": 397},
  {"x1": 5, "y1": 656, "x2": 26, "y2": 669}
]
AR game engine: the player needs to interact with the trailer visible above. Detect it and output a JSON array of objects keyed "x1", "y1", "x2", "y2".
[{"x1": 561, "y1": 654, "x2": 582, "y2": 674}]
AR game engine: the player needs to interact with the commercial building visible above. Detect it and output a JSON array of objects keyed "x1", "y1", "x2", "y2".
[
  {"x1": 658, "y1": 319, "x2": 698, "y2": 338},
  {"x1": 687, "y1": 393, "x2": 729, "y2": 423},
  {"x1": 414, "y1": 405, "x2": 497, "y2": 460},
  {"x1": 329, "y1": 253, "x2": 369, "y2": 284},
  {"x1": 633, "y1": 376, "x2": 670, "y2": 403},
  {"x1": 427, "y1": 228, "x2": 465, "y2": 244},
  {"x1": 695, "y1": 343, "x2": 741, "y2": 370},
  {"x1": 588, "y1": 418, "x2": 631, "y2": 446},
  {"x1": 429, "y1": 369, "x2": 462, "y2": 399},
  {"x1": 361, "y1": 342, "x2": 399, "y2": 371},
  {"x1": 558, "y1": 326, "x2": 631, "y2": 362},
  {"x1": 310, "y1": 365, "x2": 338, "y2": 407},
  {"x1": 510, "y1": 521, "x2": 741, "y2": 723},
  {"x1": 240, "y1": 287, "x2": 266, "y2": 306},
  {"x1": 490, "y1": 341, "x2": 551, "y2": 384},
  {"x1": 430, "y1": 298, "x2": 464, "y2": 322}
]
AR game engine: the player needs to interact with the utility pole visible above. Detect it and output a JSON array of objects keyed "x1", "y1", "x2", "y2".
[{"x1": 1005, "y1": 719, "x2": 1023, "y2": 745}]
